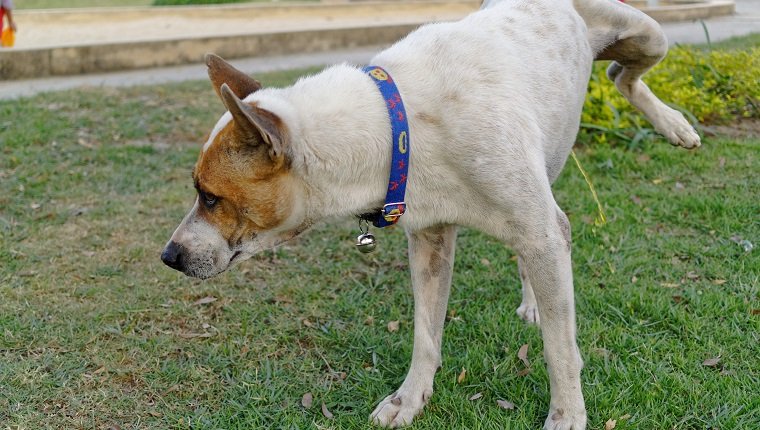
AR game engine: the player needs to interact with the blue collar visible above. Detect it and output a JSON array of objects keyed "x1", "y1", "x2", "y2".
[{"x1": 361, "y1": 65, "x2": 410, "y2": 228}]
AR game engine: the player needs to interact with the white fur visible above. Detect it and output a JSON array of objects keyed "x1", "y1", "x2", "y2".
[
  {"x1": 166, "y1": 0, "x2": 700, "y2": 427},
  {"x1": 202, "y1": 111, "x2": 232, "y2": 152}
]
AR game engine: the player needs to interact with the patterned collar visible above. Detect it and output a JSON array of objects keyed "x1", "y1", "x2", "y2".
[{"x1": 359, "y1": 65, "x2": 410, "y2": 228}]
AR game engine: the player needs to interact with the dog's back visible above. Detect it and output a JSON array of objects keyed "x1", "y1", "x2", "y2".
[{"x1": 371, "y1": 0, "x2": 592, "y2": 185}]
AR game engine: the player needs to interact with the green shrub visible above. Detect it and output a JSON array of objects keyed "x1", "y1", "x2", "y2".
[
  {"x1": 153, "y1": 0, "x2": 246, "y2": 5},
  {"x1": 581, "y1": 46, "x2": 760, "y2": 145}
]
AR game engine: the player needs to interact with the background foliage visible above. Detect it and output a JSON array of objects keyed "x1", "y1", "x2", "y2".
[{"x1": 581, "y1": 44, "x2": 760, "y2": 146}]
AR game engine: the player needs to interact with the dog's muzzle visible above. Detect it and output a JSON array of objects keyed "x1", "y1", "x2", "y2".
[{"x1": 161, "y1": 241, "x2": 186, "y2": 272}]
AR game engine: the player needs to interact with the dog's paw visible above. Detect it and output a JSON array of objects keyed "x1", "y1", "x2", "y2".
[
  {"x1": 543, "y1": 406, "x2": 587, "y2": 430},
  {"x1": 370, "y1": 387, "x2": 432, "y2": 428},
  {"x1": 655, "y1": 108, "x2": 701, "y2": 150},
  {"x1": 516, "y1": 302, "x2": 541, "y2": 326}
]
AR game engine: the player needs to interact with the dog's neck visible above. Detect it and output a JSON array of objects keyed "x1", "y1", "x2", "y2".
[{"x1": 255, "y1": 65, "x2": 398, "y2": 224}]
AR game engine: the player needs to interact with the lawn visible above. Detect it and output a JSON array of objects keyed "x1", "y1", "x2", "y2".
[{"x1": 1, "y1": 57, "x2": 758, "y2": 429}]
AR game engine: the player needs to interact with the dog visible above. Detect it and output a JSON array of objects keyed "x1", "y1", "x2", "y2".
[{"x1": 161, "y1": 0, "x2": 700, "y2": 427}]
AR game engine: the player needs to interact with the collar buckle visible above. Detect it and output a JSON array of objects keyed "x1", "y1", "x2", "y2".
[{"x1": 381, "y1": 202, "x2": 406, "y2": 222}]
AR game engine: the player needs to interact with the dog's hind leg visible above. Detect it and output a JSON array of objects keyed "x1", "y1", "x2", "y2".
[
  {"x1": 492, "y1": 191, "x2": 585, "y2": 429},
  {"x1": 516, "y1": 256, "x2": 541, "y2": 326},
  {"x1": 576, "y1": 0, "x2": 700, "y2": 149},
  {"x1": 370, "y1": 225, "x2": 457, "y2": 428}
]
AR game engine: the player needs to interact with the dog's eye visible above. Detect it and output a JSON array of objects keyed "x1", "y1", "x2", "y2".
[{"x1": 200, "y1": 191, "x2": 218, "y2": 209}]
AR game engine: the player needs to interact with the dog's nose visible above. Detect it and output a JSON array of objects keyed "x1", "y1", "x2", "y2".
[{"x1": 161, "y1": 241, "x2": 186, "y2": 272}]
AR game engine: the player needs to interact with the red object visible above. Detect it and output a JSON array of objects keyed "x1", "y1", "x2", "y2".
[{"x1": 0, "y1": 8, "x2": 5, "y2": 34}]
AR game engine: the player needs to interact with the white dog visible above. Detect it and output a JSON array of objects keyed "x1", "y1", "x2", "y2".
[{"x1": 161, "y1": 0, "x2": 700, "y2": 428}]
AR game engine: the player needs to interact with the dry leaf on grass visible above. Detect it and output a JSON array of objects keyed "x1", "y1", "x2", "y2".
[
  {"x1": 702, "y1": 356, "x2": 721, "y2": 367},
  {"x1": 619, "y1": 414, "x2": 631, "y2": 420},
  {"x1": 321, "y1": 402, "x2": 334, "y2": 419},
  {"x1": 457, "y1": 367, "x2": 467, "y2": 384},
  {"x1": 301, "y1": 392, "x2": 313, "y2": 409},
  {"x1": 387, "y1": 320, "x2": 400, "y2": 332},
  {"x1": 496, "y1": 399, "x2": 515, "y2": 410},
  {"x1": 605, "y1": 418, "x2": 617, "y2": 430},
  {"x1": 517, "y1": 344, "x2": 530, "y2": 367},
  {"x1": 516, "y1": 368, "x2": 531, "y2": 377},
  {"x1": 193, "y1": 296, "x2": 217, "y2": 305},
  {"x1": 468, "y1": 392, "x2": 483, "y2": 401}
]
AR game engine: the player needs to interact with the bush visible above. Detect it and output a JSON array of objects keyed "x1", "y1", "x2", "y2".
[
  {"x1": 153, "y1": 0, "x2": 246, "y2": 5},
  {"x1": 581, "y1": 46, "x2": 760, "y2": 145}
]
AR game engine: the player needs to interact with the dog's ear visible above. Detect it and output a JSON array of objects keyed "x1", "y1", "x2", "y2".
[
  {"x1": 220, "y1": 83, "x2": 286, "y2": 164},
  {"x1": 206, "y1": 53, "x2": 262, "y2": 100}
]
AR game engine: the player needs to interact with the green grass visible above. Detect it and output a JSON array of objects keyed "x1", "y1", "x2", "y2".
[{"x1": 1, "y1": 66, "x2": 758, "y2": 429}]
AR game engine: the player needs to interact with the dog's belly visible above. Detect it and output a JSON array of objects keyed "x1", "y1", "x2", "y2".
[{"x1": 373, "y1": 0, "x2": 592, "y2": 184}]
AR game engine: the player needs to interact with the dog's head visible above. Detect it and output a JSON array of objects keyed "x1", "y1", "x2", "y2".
[{"x1": 161, "y1": 54, "x2": 308, "y2": 279}]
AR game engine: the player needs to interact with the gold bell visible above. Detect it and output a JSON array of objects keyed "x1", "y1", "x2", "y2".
[{"x1": 355, "y1": 232, "x2": 377, "y2": 253}]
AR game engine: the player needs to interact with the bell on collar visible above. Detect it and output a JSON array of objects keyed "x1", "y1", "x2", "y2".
[{"x1": 355, "y1": 232, "x2": 377, "y2": 253}]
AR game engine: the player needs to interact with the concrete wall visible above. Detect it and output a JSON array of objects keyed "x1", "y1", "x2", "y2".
[
  {"x1": 0, "y1": 24, "x2": 420, "y2": 80},
  {"x1": 0, "y1": 0, "x2": 736, "y2": 80}
]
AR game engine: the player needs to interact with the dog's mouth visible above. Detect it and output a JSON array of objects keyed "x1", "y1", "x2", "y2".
[{"x1": 229, "y1": 250, "x2": 243, "y2": 265}]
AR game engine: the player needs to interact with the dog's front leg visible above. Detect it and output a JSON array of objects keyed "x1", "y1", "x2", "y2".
[{"x1": 370, "y1": 225, "x2": 457, "y2": 428}]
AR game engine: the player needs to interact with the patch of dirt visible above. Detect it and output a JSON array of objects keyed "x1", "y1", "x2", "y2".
[{"x1": 701, "y1": 118, "x2": 760, "y2": 139}]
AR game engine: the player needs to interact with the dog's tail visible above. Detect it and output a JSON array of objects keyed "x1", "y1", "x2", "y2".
[{"x1": 575, "y1": 0, "x2": 701, "y2": 149}]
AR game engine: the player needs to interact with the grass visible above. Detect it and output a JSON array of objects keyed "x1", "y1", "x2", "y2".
[{"x1": 1, "y1": 62, "x2": 759, "y2": 429}]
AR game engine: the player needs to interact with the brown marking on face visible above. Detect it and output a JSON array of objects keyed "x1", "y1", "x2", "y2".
[{"x1": 193, "y1": 118, "x2": 294, "y2": 248}]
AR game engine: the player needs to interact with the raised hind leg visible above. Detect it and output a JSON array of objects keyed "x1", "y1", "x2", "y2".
[
  {"x1": 577, "y1": 0, "x2": 701, "y2": 149},
  {"x1": 515, "y1": 205, "x2": 585, "y2": 430}
]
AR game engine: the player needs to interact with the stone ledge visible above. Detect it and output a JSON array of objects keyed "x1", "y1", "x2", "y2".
[
  {"x1": 0, "y1": 24, "x2": 420, "y2": 80},
  {"x1": 636, "y1": 0, "x2": 735, "y2": 22}
]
